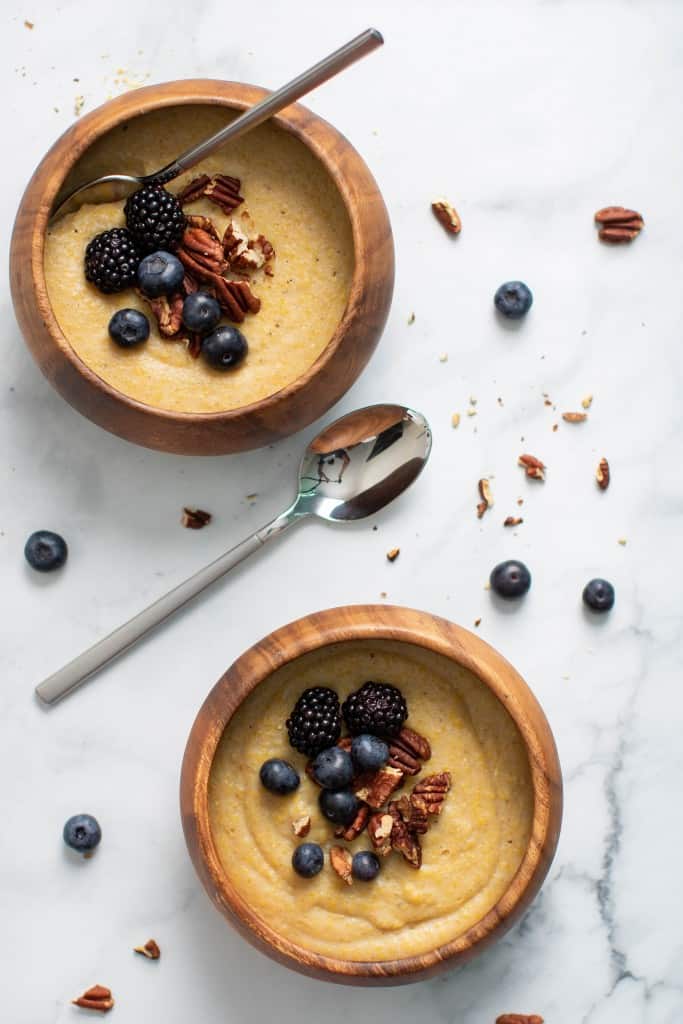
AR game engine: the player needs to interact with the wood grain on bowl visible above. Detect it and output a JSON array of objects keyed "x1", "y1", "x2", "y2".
[
  {"x1": 180, "y1": 605, "x2": 562, "y2": 985},
  {"x1": 10, "y1": 81, "x2": 394, "y2": 455}
]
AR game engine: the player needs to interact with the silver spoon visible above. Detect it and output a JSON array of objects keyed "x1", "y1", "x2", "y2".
[
  {"x1": 51, "y1": 28, "x2": 383, "y2": 219},
  {"x1": 35, "y1": 404, "x2": 431, "y2": 705}
]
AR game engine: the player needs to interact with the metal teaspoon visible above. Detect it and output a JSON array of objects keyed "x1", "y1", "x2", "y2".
[
  {"x1": 35, "y1": 404, "x2": 431, "y2": 705},
  {"x1": 51, "y1": 28, "x2": 383, "y2": 219}
]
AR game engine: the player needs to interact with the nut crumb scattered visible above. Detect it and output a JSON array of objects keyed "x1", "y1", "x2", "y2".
[
  {"x1": 245, "y1": 493, "x2": 258, "y2": 501},
  {"x1": 503, "y1": 516, "x2": 523, "y2": 527},
  {"x1": 467, "y1": 408, "x2": 477, "y2": 417},
  {"x1": 469, "y1": 396, "x2": 477, "y2": 406},
  {"x1": 497, "y1": 397, "x2": 504, "y2": 406},
  {"x1": 291, "y1": 815, "x2": 311, "y2": 838},
  {"x1": 517, "y1": 498, "x2": 524, "y2": 506},
  {"x1": 552, "y1": 423, "x2": 558, "y2": 432},
  {"x1": 518, "y1": 454, "x2": 545, "y2": 480},
  {"x1": 181, "y1": 507, "x2": 212, "y2": 529},
  {"x1": 74, "y1": 95, "x2": 84, "y2": 117},
  {"x1": 582, "y1": 394, "x2": 593, "y2": 409},
  {"x1": 380, "y1": 591, "x2": 388, "y2": 598},
  {"x1": 439, "y1": 352, "x2": 448, "y2": 363},
  {"x1": 618, "y1": 537, "x2": 627, "y2": 546},
  {"x1": 484, "y1": 582, "x2": 491, "y2": 590},
  {"x1": 386, "y1": 547, "x2": 400, "y2": 563},
  {"x1": 431, "y1": 199, "x2": 462, "y2": 235},
  {"x1": 72, "y1": 985, "x2": 114, "y2": 1013},
  {"x1": 407, "y1": 312, "x2": 415, "y2": 325},
  {"x1": 474, "y1": 618, "x2": 481, "y2": 628},
  {"x1": 451, "y1": 412, "x2": 461, "y2": 429},
  {"x1": 562, "y1": 411, "x2": 587, "y2": 423},
  {"x1": 24, "y1": 19, "x2": 34, "y2": 28},
  {"x1": 134, "y1": 939, "x2": 160, "y2": 960},
  {"x1": 596, "y1": 457, "x2": 610, "y2": 491},
  {"x1": 477, "y1": 478, "x2": 494, "y2": 518}
]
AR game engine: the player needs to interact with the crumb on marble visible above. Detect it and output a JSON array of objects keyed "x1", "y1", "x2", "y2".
[{"x1": 451, "y1": 412, "x2": 461, "y2": 429}]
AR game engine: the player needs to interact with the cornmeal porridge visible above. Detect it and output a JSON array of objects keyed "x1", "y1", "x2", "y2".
[
  {"x1": 44, "y1": 106, "x2": 354, "y2": 413},
  {"x1": 208, "y1": 640, "x2": 534, "y2": 961}
]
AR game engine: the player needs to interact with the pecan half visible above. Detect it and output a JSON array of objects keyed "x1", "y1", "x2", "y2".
[
  {"x1": 388, "y1": 727, "x2": 431, "y2": 776},
  {"x1": 503, "y1": 516, "x2": 523, "y2": 527},
  {"x1": 594, "y1": 206, "x2": 643, "y2": 226},
  {"x1": 432, "y1": 199, "x2": 462, "y2": 235},
  {"x1": 176, "y1": 174, "x2": 211, "y2": 205},
  {"x1": 185, "y1": 213, "x2": 222, "y2": 241},
  {"x1": 562, "y1": 411, "x2": 587, "y2": 423},
  {"x1": 388, "y1": 804, "x2": 422, "y2": 868},
  {"x1": 392, "y1": 794, "x2": 429, "y2": 835},
  {"x1": 177, "y1": 225, "x2": 226, "y2": 276},
  {"x1": 596, "y1": 457, "x2": 610, "y2": 490},
  {"x1": 72, "y1": 985, "x2": 114, "y2": 1013},
  {"x1": 599, "y1": 225, "x2": 641, "y2": 242},
  {"x1": 212, "y1": 276, "x2": 261, "y2": 322},
  {"x1": 330, "y1": 845, "x2": 353, "y2": 885},
  {"x1": 496, "y1": 1016, "x2": 544, "y2": 1024},
  {"x1": 367, "y1": 811, "x2": 394, "y2": 856},
  {"x1": 334, "y1": 803, "x2": 370, "y2": 841},
  {"x1": 518, "y1": 453, "x2": 546, "y2": 480},
  {"x1": 355, "y1": 765, "x2": 403, "y2": 809},
  {"x1": 205, "y1": 173, "x2": 244, "y2": 214},
  {"x1": 412, "y1": 772, "x2": 452, "y2": 815},
  {"x1": 181, "y1": 507, "x2": 212, "y2": 529},
  {"x1": 134, "y1": 938, "x2": 160, "y2": 960},
  {"x1": 291, "y1": 814, "x2": 311, "y2": 838}
]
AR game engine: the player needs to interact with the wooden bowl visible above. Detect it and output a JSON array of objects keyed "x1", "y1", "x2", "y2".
[
  {"x1": 181, "y1": 605, "x2": 562, "y2": 985},
  {"x1": 10, "y1": 81, "x2": 394, "y2": 455}
]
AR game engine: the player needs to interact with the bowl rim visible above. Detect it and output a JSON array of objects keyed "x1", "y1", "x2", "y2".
[
  {"x1": 29, "y1": 79, "x2": 373, "y2": 424},
  {"x1": 180, "y1": 604, "x2": 563, "y2": 983}
]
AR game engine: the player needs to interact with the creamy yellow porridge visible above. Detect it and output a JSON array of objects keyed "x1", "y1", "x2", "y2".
[
  {"x1": 208, "y1": 640, "x2": 534, "y2": 961},
  {"x1": 44, "y1": 106, "x2": 354, "y2": 413}
]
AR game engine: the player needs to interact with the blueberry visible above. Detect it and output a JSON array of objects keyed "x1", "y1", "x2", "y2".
[
  {"x1": 24, "y1": 530, "x2": 68, "y2": 572},
  {"x1": 259, "y1": 758, "x2": 300, "y2": 795},
  {"x1": 490, "y1": 559, "x2": 531, "y2": 599},
  {"x1": 583, "y1": 578, "x2": 615, "y2": 612},
  {"x1": 351, "y1": 735, "x2": 389, "y2": 772},
  {"x1": 63, "y1": 814, "x2": 101, "y2": 855},
  {"x1": 494, "y1": 281, "x2": 533, "y2": 319},
  {"x1": 352, "y1": 850, "x2": 381, "y2": 882},
  {"x1": 136, "y1": 250, "x2": 184, "y2": 297},
  {"x1": 202, "y1": 325, "x2": 248, "y2": 370},
  {"x1": 312, "y1": 746, "x2": 354, "y2": 790},
  {"x1": 319, "y1": 789, "x2": 361, "y2": 827},
  {"x1": 108, "y1": 308, "x2": 150, "y2": 348},
  {"x1": 292, "y1": 842, "x2": 324, "y2": 878},
  {"x1": 182, "y1": 292, "x2": 222, "y2": 334}
]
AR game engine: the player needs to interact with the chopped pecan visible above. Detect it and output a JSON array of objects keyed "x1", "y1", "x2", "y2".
[
  {"x1": 388, "y1": 804, "x2": 422, "y2": 868},
  {"x1": 477, "y1": 477, "x2": 493, "y2": 518},
  {"x1": 187, "y1": 333, "x2": 203, "y2": 359},
  {"x1": 582, "y1": 394, "x2": 593, "y2": 409},
  {"x1": 355, "y1": 765, "x2": 403, "y2": 809},
  {"x1": 181, "y1": 272, "x2": 199, "y2": 297},
  {"x1": 596, "y1": 456, "x2": 610, "y2": 490},
  {"x1": 518, "y1": 453, "x2": 546, "y2": 480},
  {"x1": 412, "y1": 772, "x2": 451, "y2": 815},
  {"x1": 496, "y1": 1016, "x2": 544, "y2": 1024},
  {"x1": 334, "y1": 803, "x2": 370, "y2": 841},
  {"x1": 205, "y1": 173, "x2": 244, "y2": 214},
  {"x1": 386, "y1": 547, "x2": 400, "y2": 562},
  {"x1": 503, "y1": 516, "x2": 523, "y2": 527},
  {"x1": 562, "y1": 411, "x2": 587, "y2": 423},
  {"x1": 388, "y1": 727, "x2": 431, "y2": 775},
  {"x1": 432, "y1": 199, "x2": 462, "y2": 235},
  {"x1": 139, "y1": 290, "x2": 185, "y2": 337},
  {"x1": 367, "y1": 812, "x2": 394, "y2": 856},
  {"x1": 72, "y1": 985, "x2": 114, "y2": 1013},
  {"x1": 330, "y1": 845, "x2": 353, "y2": 885},
  {"x1": 176, "y1": 174, "x2": 211, "y2": 205},
  {"x1": 181, "y1": 507, "x2": 212, "y2": 529},
  {"x1": 392, "y1": 794, "x2": 429, "y2": 835},
  {"x1": 337, "y1": 736, "x2": 353, "y2": 752},
  {"x1": 291, "y1": 814, "x2": 311, "y2": 838},
  {"x1": 185, "y1": 213, "x2": 222, "y2": 241},
  {"x1": 134, "y1": 938, "x2": 160, "y2": 960}
]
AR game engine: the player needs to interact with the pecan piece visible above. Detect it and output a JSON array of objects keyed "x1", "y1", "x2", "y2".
[
  {"x1": 211, "y1": 276, "x2": 261, "y2": 322},
  {"x1": 186, "y1": 333, "x2": 203, "y2": 359},
  {"x1": 496, "y1": 1016, "x2": 544, "y2": 1024},
  {"x1": 388, "y1": 804, "x2": 422, "y2": 868},
  {"x1": 518, "y1": 453, "x2": 546, "y2": 480},
  {"x1": 334, "y1": 803, "x2": 370, "y2": 841},
  {"x1": 386, "y1": 547, "x2": 400, "y2": 562},
  {"x1": 432, "y1": 199, "x2": 462, "y2": 235},
  {"x1": 184, "y1": 213, "x2": 222, "y2": 241},
  {"x1": 503, "y1": 516, "x2": 523, "y2": 527},
  {"x1": 477, "y1": 477, "x2": 494, "y2": 518},
  {"x1": 594, "y1": 206, "x2": 643, "y2": 226},
  {"x1": 181, "y1": 507, "x2": 212, "y2": 529},
  {"x1": 139, "y1": 290, "x2": 185, "y2": 337},
  {"x1": 412, "y1": 772, "x2": 451, "y2": 815},
  {"x1": 598, "y1": 225, "x2": 642, "y2": 243},
  {"x1": 291, "y1": 814, "x2": 311, "y2": 838},
  {"x1": 176, "y1": 174, "x2": 211, "y2": 205},
  {"x1": 367, "y1": 811, "x2": 395, "y2": 856},
  {"x1": 596, "y1": 456, "x2": 610, "y2": 490},
  {"x1": 205, "y1": 173, "x2": 244, "y2": 214},
  {"x1": 388, "y1": 727, "x2": 431, "y2": 775},
  {"x1": 330, "y1": 845, "x2": 353, "y2": 885},
  {"x1": 134, "y1": 938, "x2": 160, "y2": 960},
  {"x1": 72, "y1": 985, "x2": 114, "y2": 1013},
  {"x1": 355, "y1": 765, "x2": 403, "y2": 809},
  {"x1": 392, "y1": 795, "x2": 429, "y2": 835},
  {"x1": 562, "y1": 411, "x2": 587, "y2": 423}
]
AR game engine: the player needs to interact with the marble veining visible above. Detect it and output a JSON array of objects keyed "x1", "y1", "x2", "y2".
[{"x1": 2, "y1": 1, "x2": 683, "y2": 1022}]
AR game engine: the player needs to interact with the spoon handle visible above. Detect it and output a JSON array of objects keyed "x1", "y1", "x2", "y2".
[
  {"x1": 150, "y1": 28, "x2": 383, "y2": 183},
  {"x1": 35, "y1": 508, "x2": 299, "y2": 706}
]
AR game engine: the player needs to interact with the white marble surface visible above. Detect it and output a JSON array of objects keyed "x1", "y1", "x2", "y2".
[{"x1": 2, "y1": 0, "x2": 682, "y2": 1019}]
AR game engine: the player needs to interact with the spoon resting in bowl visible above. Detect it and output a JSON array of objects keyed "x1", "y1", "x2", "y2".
[{"x1": 35, "y1": 404, "x2": 431, "y2": 705}]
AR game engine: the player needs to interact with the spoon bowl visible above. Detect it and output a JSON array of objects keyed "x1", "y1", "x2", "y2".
[{"x1": 35, "y1": 404, "x2": 431, "y2": 705}]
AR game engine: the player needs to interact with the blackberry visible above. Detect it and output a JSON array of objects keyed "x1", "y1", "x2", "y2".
[
  {"x1": 342, "y1": 682, "x2": 408, "y2": 737},
  {"x1": 84, "y1": 228, "x2": 141, "y2": 294},
  {"x1": 124, "y1": 184, "x2": 186, "y2": 253},
  {"x1": 286, "y1": 686, "x2": 341, "y2": 757}
]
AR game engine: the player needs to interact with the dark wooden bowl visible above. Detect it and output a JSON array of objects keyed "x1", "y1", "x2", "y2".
[
  {"x1": 180, "y1": 605, "x2": 562, "y2": 985},
  {"x1": 10, "y1": 81, "x2": 394, "y2": 455}
]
